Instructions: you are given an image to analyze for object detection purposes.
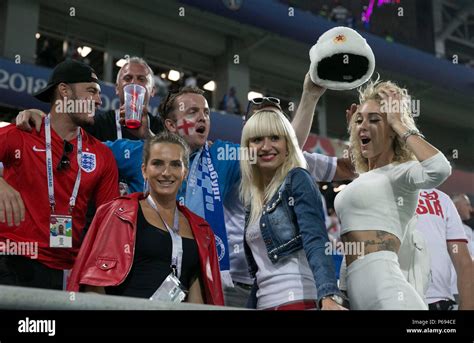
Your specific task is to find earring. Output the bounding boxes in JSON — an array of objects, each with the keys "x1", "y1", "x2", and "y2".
[{"x1": 143, "y1": 179, "x2": 149, "y2": 194}]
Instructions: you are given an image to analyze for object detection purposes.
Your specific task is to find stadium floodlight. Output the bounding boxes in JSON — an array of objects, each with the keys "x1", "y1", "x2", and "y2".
[
  {"x1": 168, "y1": 70, "x2": 181, "y2": 81},
  {"x1": 77, "y1": 46, "x2": 92, "y2": 58}
]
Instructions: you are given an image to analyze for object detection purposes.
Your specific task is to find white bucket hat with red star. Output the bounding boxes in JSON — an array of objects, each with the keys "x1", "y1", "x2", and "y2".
[{"x1": 309, "y1": 26, "x2": 375, "y2": 90}]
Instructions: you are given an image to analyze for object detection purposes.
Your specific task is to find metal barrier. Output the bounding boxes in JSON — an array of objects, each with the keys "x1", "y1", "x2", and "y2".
[{"x1": 0, "y1": 285, "x2": 244, "y2": 310}]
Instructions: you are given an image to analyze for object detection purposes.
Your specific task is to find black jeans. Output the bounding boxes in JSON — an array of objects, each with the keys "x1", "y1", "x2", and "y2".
[
  {"x1": 428, "y1": 299, "x2": 457, "y2": 311},
  {"x1": 0, "y1": 255, "x2": 63, "y2": 290}
]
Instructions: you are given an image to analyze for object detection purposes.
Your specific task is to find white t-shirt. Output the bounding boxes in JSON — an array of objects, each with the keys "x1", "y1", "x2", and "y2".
[
  {"x1": 450, "y1": 223, "x2": 473, "y2": 295},
  {"x1": 223, "y1": 152, "x2": 337, "y2": 286},
  {"x1": 224, "y1": 184, "x2": 252, "y2": 285},
  {"x1": 415, "y1": 189, "x2": 468, "y2": 303},
  {"x1": 245, "y1": 216, "x2": 317, "y2": 309}
]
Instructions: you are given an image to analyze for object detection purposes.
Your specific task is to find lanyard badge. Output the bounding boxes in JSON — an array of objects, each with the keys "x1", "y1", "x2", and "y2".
[
  {"x1": 150, "y1": 273, "x2": 187, "y2": 303},
  {"x1": 146, "y1": 195, "x2": 188, "y2": 303},
  {"x1": 49, "y1": 214, "x2": 73, "y2": 248},
  {"x1": 45, "y1": 114, "x2": 82, "y2": 248}
]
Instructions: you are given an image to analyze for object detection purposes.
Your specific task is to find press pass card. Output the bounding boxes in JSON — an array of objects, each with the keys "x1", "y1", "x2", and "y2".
[{"x1": 50, "y1": 215, "x2": 73, "y2": 248}]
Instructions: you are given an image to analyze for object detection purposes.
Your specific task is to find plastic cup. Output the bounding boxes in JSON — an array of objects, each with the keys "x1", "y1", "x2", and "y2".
[{"x1": 124, "y1": 84, "x2": 146, "y2": 129}]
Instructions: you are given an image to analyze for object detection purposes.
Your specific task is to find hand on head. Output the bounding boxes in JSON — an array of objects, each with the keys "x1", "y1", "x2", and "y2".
[
  {"x1": 377, "y1": 87, "x2": 403, "y2": 127},
  {"x1": 345, "y1": 103, "x2": 358, "y2": 125}
]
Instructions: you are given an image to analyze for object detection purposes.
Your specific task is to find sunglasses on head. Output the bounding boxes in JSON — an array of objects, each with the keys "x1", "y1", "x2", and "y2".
[
  {"x1": 250, "y1": 97, "x2": 281, "y2": 106},
  {"x1": 161, "y1": 88, "x2": 181, "y2": 117},
  {"x1": 57, "y1": 140, "x2": 73, "y2": 171},
  {"x1": 245, "y1": 97, "x2": 282, "y2": 121}
]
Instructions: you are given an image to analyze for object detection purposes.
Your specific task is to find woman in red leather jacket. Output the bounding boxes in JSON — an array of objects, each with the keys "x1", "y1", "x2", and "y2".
[{"x1": 67, "y1": 132, "x2": 224, "y2": 305}]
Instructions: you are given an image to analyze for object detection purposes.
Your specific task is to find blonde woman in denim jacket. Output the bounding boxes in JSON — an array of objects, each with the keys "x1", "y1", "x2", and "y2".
[{"x1": 240, "y1": 109, "x2": 346, "y2": 310}]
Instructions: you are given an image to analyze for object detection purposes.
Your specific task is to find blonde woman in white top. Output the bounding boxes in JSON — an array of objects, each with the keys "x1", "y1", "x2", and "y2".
[{"x1": 334, "y1": 79, "x2": 451, "y2": 310}]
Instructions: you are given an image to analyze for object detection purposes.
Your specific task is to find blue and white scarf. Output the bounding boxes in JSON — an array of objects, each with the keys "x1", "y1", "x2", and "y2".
[{"x1": 185, "y1": 143, "x2": 232, "y2": 287}]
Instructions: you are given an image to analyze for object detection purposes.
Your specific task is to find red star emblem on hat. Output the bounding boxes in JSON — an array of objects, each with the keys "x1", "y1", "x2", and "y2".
[{"x1": 334, "y1": 34, "x2": 346, "y2": 43}]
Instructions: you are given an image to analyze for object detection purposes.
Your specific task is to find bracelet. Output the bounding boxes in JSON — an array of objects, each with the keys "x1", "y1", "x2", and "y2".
[{"x1": 402, "y1": 129, "x2": 424, "y2": 142}]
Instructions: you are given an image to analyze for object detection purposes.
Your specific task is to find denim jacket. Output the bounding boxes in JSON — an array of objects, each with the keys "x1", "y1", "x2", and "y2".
[{"x1": 244, "y1": 167, "x2": 341, "y2": 307}]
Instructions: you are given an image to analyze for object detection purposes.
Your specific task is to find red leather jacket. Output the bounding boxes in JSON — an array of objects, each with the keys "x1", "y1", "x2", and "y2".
[{"x1": 67, "y1": 192, "x2": 224, "y2": 306}]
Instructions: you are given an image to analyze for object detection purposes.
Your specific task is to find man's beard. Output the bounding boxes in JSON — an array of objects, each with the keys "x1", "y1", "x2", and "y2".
[
  {"x1": 67, "y1": 92, "x2": 95, "y2": 128},
  {"x1": 68, "y1": 112, "x2": 94, "y2": 128}
]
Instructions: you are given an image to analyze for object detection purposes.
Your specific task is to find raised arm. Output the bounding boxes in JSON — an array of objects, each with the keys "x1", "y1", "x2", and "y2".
[
  {"x1": 303, "y1": 101, "x2": 358, "y2": 182},
  {"x1": 392, "y1": 123, "x2": 443, "y2": 162},
  {"x1": 382, "y1": 89, "x2": 443, "y2": 163},
  {"x1": 382, "y1": 89, "x2": 451, "y2": 188},
  {"x1": 291, "y1": 73, "x2": 326, "y2": 148}
]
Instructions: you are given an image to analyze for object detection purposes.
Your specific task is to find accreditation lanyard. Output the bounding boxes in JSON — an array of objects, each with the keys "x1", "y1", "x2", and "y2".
[
  {"x1": 115, "y1": 109, "x2": 122, "y2": 139},
  {"x1": 146, "y1": 195, "x2": 183, "y2": 278},
  {"x1": 45, "y1": 114, "x2": 82, "y2": 213}
]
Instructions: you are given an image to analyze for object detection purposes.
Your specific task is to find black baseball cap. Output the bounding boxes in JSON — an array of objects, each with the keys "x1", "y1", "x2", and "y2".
[{"x1": 34, "y1": 59, "x2": 99, "y2": 102}]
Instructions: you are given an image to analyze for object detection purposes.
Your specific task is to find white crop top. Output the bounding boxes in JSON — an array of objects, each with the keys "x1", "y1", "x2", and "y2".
[{"x1": 334, "y1": 153, "x2": 451, "y2": 242}]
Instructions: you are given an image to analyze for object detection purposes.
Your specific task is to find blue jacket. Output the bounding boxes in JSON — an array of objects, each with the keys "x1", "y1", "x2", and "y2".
[{"x1": 244, "y1": 167, "x2": 341, "y2": 308}]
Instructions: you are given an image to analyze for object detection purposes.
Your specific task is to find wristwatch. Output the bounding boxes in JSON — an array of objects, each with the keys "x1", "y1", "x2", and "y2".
[{"x1": 319, "y1": 294, "x2": 345, "y2": 308}]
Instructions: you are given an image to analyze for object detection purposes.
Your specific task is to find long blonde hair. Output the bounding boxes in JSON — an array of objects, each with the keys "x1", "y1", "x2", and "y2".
[
  {"x1": 349, "y1": 78, "x2": 418, "y2": 173},
  {"x1": 240, "y1": 110, "x2": 306, "y2": 225}
]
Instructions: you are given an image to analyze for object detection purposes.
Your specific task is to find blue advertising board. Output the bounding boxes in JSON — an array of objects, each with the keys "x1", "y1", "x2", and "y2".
[{"x1": 0, "y1": 57, "x2": 242, "y2": 143}]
